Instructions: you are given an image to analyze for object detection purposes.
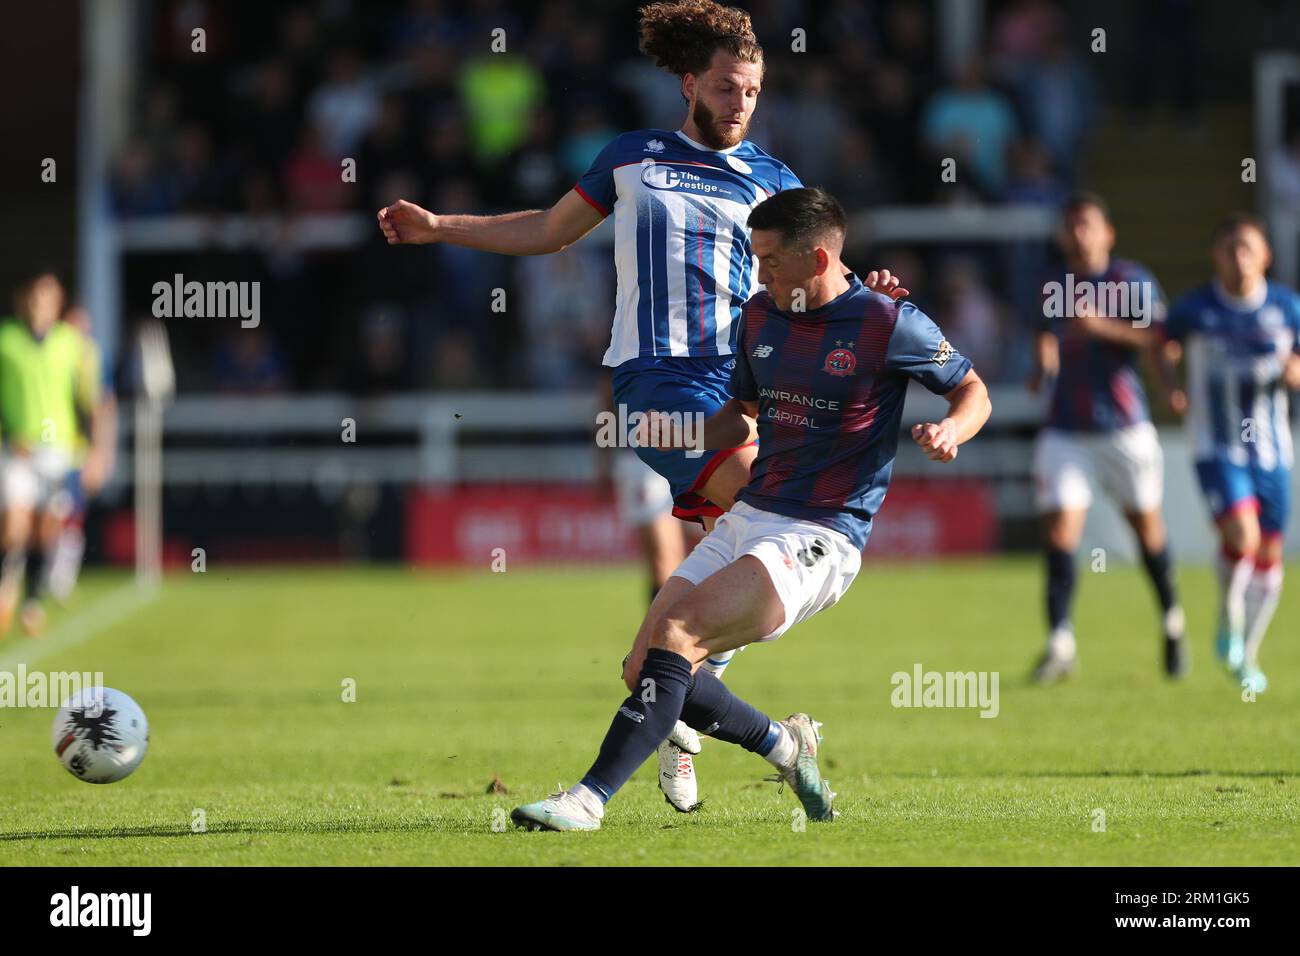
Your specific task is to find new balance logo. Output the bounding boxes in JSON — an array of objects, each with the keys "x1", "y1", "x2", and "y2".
[
  {"x1": 645, "y1": 139, "x2": 665, "y2": 153},
  {"x1": 618, "y1": 706, "x2": 646, "y2": 723},
  {"x1": 753, "y1": 344, "x2": 774, "y2": 358}
]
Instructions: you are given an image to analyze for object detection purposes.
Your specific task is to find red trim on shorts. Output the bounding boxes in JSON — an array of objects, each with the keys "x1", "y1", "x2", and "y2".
[
  {"x1": 687, "y1": 441, "x2": 756, "y2": 496},
  {"x1": 671, "y1": 494, "x2": 723, "y2": 523},
  {"x1": 669, "y1": 441, "x2": 757, "y2": 524}
]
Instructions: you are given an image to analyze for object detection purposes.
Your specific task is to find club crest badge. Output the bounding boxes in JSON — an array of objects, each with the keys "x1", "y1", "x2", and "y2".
[
  {"x1": 932, "y1": 339, "x2": 954, "y2": 367},
  {"x1": 823, "y1": 347, "x2": 856, "y2": 377}
]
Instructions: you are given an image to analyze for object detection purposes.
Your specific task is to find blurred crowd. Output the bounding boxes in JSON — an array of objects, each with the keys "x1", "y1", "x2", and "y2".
[{"x1": 114, "y1": 0, "x2": 1109, "y2": 393}]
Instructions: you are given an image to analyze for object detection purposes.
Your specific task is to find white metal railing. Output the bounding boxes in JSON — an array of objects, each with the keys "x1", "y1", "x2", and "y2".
[
  {"x1": 106, "y1": 386, "x2": 1044, "y2": 497},
  {"x1": 112, "y1": 204, "x2": 1058, "y2": 253}
]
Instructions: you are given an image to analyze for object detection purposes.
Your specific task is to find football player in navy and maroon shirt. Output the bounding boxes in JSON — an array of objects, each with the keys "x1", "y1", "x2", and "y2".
[
  {"x1": 511, "y1": 187, "x2": 990, "y2": 831},
  {"x1": 1029, "y1": 193, "x2": 1186, "y2": 683}
]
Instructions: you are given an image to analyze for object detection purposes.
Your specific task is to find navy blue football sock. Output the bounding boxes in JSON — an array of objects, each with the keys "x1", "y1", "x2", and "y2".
[
  {"x1": 579, "y1": 648, "x2": 693, "y2": 803},
  {"x1": 24, "y1": 546, "x2": 47, "y2": 601},
  {"x1": 1046, "y1": 547, "x2": 1075, "y2": 631},
  {"x1": 1140, "y1": 545, "x2": 1177, "y2": 613},
  {"x1": 680, "y1": 669, "x2": 774, "y2": 753}
]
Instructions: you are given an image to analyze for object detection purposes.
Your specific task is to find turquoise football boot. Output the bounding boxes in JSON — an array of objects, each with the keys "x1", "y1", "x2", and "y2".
[
  {"x1": 768, "y1": 713, "x2": 836, "y2": 822},
  {"x1": 511, "y1": 789, "x2": 603, "y2": 831},
  {"x1": 1215, "y1": 629, "x2": 1245, "y2": 674}
]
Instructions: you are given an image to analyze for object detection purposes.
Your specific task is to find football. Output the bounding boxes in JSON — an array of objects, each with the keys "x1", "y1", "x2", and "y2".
[{"x1": 51, "y1": 687, "x2": 150, "y2": 784}]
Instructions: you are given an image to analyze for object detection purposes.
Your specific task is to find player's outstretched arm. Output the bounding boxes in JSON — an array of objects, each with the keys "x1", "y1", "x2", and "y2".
[
  {"x1": 912, "y1": 368, "x2": 991, "y2": 463},
  {"x1": 376, "y1": 188, "x2": 605, "y2": 255}
]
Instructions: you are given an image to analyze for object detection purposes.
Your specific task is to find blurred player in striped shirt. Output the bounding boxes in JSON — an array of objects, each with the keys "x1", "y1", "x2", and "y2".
[{"x1": 1161, "y1": 214, "x2": 1300, "y2": 694}]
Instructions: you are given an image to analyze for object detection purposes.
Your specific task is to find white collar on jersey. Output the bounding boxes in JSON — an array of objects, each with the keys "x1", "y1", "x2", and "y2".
[
  {"x1": 674, "y1": 128, "x2": 744, "y2": 155},
  {"x1": 1212, "y1": 278, "x2": 1268, "y2": 313}
]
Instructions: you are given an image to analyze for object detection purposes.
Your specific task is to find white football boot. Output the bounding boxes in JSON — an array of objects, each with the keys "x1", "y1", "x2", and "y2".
[
  {"x1": 511, "y1": 787, "x2": 604, "y2": 831},
  {"x1": 1032, "y1": 626, "x2": 1078, "y2": 684},
  {"x1": 657, "y1": 720, "x2": 702, "y2": 812}
]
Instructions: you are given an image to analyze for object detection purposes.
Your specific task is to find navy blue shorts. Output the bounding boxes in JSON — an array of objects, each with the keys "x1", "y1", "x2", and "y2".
[
  {"x1": 1195, "y1": 457, "x2": 1290, "y2": 536},
  {"x1": 611, "y1": 355, "x2": 753, "y2": 522}
]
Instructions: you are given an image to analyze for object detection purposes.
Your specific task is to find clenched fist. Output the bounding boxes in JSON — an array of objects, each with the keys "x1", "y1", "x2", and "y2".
[
  {"x1": 376, "y1": 199, "x2": 439, "y2": 245},
  {"x1": 912, "y1": 419, "x2": 958, "y2": 462}
]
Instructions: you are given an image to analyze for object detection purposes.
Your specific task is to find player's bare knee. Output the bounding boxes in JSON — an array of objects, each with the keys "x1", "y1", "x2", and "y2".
[
  {"x1": 650, "y1": 615, "x2": 701, "y2": 659},
  {"x1": 1222, "y1": 513, "x2": 1260, "y2": 556}
]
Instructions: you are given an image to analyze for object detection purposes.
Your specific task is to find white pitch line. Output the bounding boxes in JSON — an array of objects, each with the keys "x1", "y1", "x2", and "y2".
[{"x1": 0, "y1": 583, "x2": 158, "y2": 671}]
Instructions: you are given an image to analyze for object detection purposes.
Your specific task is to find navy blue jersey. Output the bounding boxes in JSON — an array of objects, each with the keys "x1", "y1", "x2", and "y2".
[
  {"x1": 1039, "y1": 258, "x2": 1165, "y2": 432},
  {"x1": 731, "y1": 274, "x2": 973, "y2": 549}
]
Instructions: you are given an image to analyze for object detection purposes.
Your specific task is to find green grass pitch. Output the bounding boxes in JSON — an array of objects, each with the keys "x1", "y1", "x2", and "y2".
[{"x1": 0, "y1": 559, "x2": 1295, "y2": 866}]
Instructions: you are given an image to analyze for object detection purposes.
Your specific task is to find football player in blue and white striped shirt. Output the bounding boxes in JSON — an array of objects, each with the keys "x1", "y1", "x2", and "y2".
[
  {"x1": 1162, "y1": 214, "x2": 1300, "y2": 694},
  {"x1": 378, "y1": 1, "x2": 904, "y2": 809}
]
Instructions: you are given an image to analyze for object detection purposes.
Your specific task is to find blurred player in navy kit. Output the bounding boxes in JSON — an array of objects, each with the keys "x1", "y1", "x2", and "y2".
[{"x1": 1028, "y1": 193, "x2": 1186, "y2": 683}]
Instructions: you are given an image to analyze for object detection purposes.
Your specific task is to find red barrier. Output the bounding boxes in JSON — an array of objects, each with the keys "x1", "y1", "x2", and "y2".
[
  {"x1": 866, "y1": 479, "x2": 999, "y2": 557},
  {"x1": 405, "y1": 480, "x2": 996, "y2": 566},
  {"x1": 406, "y1": 486, "x2": 639, "y2": 565}
]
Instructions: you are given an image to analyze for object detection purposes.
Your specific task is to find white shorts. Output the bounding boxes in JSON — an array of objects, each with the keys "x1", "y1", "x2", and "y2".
[
  {"x1": 613, "y1": 451, "x2": 674, "y2": 528},
  {"x1": 1032, "y1": 423, "x2": 1164, "y2": 514},
  {"x1": 670, "y1": 500, "x2": 862, "y2": 642},
  {"x1": 0, "y1": 449, "x2": 74, "y2": 518}
]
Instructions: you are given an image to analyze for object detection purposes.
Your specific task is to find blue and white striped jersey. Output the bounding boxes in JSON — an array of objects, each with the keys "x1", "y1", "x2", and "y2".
[
  {"x1": 574, "y1": 129, "x2": 802, "y2": 367},
  {"x1": 1167, "y1": 280, "x2": 1300, "y2": 470}
]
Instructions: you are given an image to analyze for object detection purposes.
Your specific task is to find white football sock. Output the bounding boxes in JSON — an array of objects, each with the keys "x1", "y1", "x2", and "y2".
[
  {"x1": 700, "y1": 648, "x2": 737, "y2": 679},
  {"x1": 762, "y1": 722, "x2": 798, "y2": 769},
  {"x1": 1243, "y1": 562, "x2": 1283, "y2": 668},
  {"x1": 1216, "y1": 548, "x2": 1254, "y2": 636},
  {"x1": 568, "y1": 783, "x2": 605, "y2": 817},
  {"x1": 1164, "y1": 605, "x2": 1186, "y2": 640},
  {"x1": 1047, "y1": 625, "x2": 1076, "y2": 658}
]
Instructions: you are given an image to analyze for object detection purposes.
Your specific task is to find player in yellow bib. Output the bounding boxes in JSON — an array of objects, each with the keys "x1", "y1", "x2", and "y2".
[
  {"x1": 0, "y1": 272, "x2": 105, "y2": 636},
  {"x1": 47, "y1": 305, "x2": 117, "y2": 603}
]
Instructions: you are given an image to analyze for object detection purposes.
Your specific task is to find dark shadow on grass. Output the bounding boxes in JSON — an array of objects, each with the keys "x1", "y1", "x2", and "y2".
[
  {"x1": 885, "y1": 770, "x2": 1297, "y2": 779},
  {"x1": 0, "y1": 818, "x2": 479, "y2": 842}
]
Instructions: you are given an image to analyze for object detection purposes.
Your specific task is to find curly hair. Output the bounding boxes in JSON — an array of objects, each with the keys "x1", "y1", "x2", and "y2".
[{"x1": 637, "y1": 0, "x2": 763, "y2": 78}]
